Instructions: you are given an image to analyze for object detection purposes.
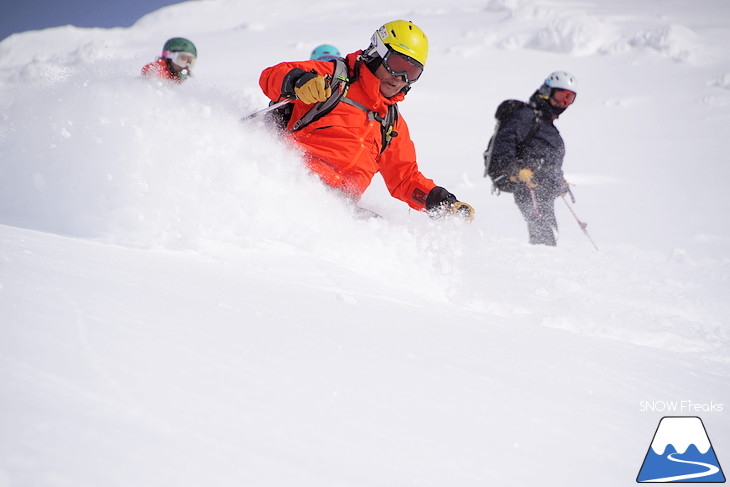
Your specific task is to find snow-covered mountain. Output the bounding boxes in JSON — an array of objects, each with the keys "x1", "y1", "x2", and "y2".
[
  {"x1": 638, "y1": 416, "x2": 725, "y2": 482},
  {"x1": 651, "y1": 417, "x2": 712, "y2": 455},
  {"x1": 1, "y1": 1, "x2": 728, "y2": 486}
]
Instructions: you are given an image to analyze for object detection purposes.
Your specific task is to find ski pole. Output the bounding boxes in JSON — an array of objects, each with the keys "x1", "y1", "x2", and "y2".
[
  {"x1": 528, "y1": 186, "x2": 541, "y2": 217},
  {"x1": 560, "y1": 194, "x2": 599, "y2": 251},
  {"x1": 241, "y1": 73, "x2": 337, "y2": 122},
  {"x1": 566, "y1": 186, "x2": 576, "y2": 204},
  {"x1": 240, "y1": 98, "x2": 292, "y2": 122}
]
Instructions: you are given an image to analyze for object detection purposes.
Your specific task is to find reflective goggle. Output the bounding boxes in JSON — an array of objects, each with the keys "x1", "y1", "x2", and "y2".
[
  {"x1": 551, "y1": 89, "x2": 576, "y2": 107},
  {"x1": 381, "y1": 49, "x2": 423, "y2": 83},
  {"x1": 164, "y1": 50, "x2": 196, "y2": 69}
]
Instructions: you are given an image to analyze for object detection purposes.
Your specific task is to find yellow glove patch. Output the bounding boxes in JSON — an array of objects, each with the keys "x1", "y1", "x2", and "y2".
[
  {"x1": 518, "y1": 168, "x2": 538, "y2": 189},
  {"x1": 294, "y1": 76, "x2": 332, "y2": 104},
  {"x1": 450, "y1": 201, "x2": 476, "y2": 222}
]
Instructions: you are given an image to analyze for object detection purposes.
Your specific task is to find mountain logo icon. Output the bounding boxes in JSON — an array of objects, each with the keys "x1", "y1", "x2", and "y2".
[{"x1": 637, "y1": 416, "x2": 726, "y2": 483}]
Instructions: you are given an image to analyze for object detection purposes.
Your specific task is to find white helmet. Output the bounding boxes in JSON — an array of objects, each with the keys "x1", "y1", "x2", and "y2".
[{"x1": 543, "y1": 71, "x2": 577, "y2": 93}]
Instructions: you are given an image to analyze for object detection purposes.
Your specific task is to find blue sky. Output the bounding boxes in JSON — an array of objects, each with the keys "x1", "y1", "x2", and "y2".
[{"x1": 1, "y1": 0, "x2": 186, "y2": 41}]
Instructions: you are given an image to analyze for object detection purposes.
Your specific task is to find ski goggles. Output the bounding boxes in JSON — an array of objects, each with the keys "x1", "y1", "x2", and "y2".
[
  {"x1": 163, "y1": 50, "x2": 196, "y2": 69},
  {"x1": 381, "y1": 49, "x2": 423, "y2": 83},
  {"x1": 550, "y1": 89, "x2": 576, "y2": 107}
]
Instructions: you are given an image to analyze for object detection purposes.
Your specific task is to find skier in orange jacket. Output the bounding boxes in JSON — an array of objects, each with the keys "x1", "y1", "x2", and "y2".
[
  {"x1": 259, "y1": 20, "x2": 474, "y2": 219},
  {"x1": 141, "y1": 37, "x2": 197, "y2": 83}
]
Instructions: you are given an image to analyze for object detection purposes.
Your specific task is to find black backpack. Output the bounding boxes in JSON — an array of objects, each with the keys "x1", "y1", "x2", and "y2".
[
  {"x1": 483, "y1": 99, "x2": 540, "y2": 185},
  {"x1": 269, "y1": 58, "x2": 399, "y2": 156}
]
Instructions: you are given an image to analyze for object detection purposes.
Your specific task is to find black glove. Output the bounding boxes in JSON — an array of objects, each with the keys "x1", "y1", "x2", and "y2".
[
  {"x1": 425, "y1": 186, "x2": 457, "y2": 210},
  {"x1": 559, "y1": 178, "x2": 573, "y2": 197},
  {"x1": 282, "y1": 69, "x2": 332, "y2": 104},
  {"x1": 425, "y1": 186, "x2": 475, "y2": 222},
  {"x1": 280, "y1": 68, "x2": 307, "y2": 99}
]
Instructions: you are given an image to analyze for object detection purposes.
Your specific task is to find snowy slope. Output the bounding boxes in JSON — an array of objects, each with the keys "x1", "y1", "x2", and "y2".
[{"x1": 1, "y1": 1, "x2": 729, "y2": 486}]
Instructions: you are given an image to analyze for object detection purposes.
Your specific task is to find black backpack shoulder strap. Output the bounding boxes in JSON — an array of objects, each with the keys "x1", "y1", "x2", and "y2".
[
  {"x1": 291, "y1": 59, "x2": 350, "y2": 131},
  {"x1": 515, "y1": 109, "x2": 541, "y2": 163},
  {"x1": 484, "y1": 101, "x2": 540, "y2": 183},
  {"x1": 523, "y1": 108, "x2": 540, "y2": 144}
]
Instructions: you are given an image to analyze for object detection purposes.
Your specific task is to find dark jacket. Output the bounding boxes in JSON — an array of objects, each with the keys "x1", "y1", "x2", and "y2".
[{"x1": 490, "y1": 92, "x2": 565, "y2": 196}]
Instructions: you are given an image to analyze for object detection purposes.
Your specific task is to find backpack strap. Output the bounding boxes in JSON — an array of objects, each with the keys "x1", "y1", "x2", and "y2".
[
  {"x1": 514, "y1": 111, "x2": 541, "y2": 162},
  {"x1": 523, "y1": 113, "x2": 541, "y2": 146},
  {"x1": 291, "y1": 59, "x2": 351, "y2": 131},
  {"x1": 486, "y1": 104, "x2": 541, "y2": 195},
  {"x1": 289, "y1": 58, "x2": 399, "y2": 155}
]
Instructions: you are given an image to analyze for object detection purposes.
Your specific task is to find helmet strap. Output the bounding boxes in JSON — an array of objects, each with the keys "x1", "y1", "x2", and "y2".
[
  {"x1": 364, "y1": 54, "x2": 382, "y2": 75},
  {"x1": 352, "y1": 55, "x2": 363, "y2": 83},
  {"x1": 361, "y1": 45, "x2": 382, "y2": 73}
]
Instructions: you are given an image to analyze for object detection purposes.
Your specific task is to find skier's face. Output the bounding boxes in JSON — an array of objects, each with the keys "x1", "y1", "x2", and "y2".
[
  {"x1": 165, "y1": 51, "x2": 196, "y2": 71},
  {"x1": 549, "y1": 89, "x2": 576, "y2": 109},
  {"x1": 375, "y1": 64, "x2": 408, "y2": 98}
]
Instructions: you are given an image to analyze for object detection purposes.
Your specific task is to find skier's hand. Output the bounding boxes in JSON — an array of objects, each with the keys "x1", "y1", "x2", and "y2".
[
  {"x1": 425, "y1": 187, "x2": 475, "y2": 222},
  {"x1": 560, "y1": 179, "x2": 577, "y2": 203},
  {"x1": 558, "y1": 178, "x2": 571, "y2": 198},
  {"x1": 294, "y1": 72, "x2": 332, "y2": 104},
  {"x1": 517, "y1": 168, "x2": 538, "y2": 189},
  {"x1": 449, "y1": 201, "x2": 475, "y2": 222}
]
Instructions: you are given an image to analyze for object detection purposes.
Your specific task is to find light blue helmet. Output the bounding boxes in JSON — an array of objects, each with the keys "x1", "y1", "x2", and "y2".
[{"x1": 310, "y1": 44, "x2": 341, "y2": 61}]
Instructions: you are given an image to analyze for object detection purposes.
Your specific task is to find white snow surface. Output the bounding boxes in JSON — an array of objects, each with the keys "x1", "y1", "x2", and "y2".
[{"x1": 1, "y1": 0, "x2": 729, "y2": 486}]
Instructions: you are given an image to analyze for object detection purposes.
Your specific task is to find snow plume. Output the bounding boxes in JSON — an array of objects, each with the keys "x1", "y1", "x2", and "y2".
[
  {"x1": 1, "y1": 64, "x2": 283, "y2": 245},
  {"x1": 0, "y1": 62, "x2": 462, "y2": 299}
]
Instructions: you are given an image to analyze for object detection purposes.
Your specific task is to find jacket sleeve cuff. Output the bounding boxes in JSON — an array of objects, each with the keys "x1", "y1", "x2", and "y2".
[
  {"x1": 425, "y1": 186, "x2": 457, "y2": 211},
  {"x1": 281, "y1": 68, "x2": 307, "y2": 99}
]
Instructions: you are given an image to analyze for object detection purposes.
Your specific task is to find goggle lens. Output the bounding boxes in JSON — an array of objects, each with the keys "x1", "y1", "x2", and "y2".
[
  {"x1": 551, "y1": 89, "x2": 576, "y2": 106},
  {"x1": 164, "y1": 50, "x2": 196, "y2": 69},
  {"x1": 382, "y1": 50, "x2": 423, "y2": 83}
]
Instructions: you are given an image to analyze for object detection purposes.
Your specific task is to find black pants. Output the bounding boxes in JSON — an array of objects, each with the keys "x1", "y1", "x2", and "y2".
[{"x1": 514, "y1": 186, "x2": 557, "y2": 246}]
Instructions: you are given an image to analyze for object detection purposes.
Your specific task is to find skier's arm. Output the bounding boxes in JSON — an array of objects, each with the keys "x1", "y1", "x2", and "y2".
[
  {"x1": 141, "y1": 60, "x2": 167, "y2": 80},
  {"x1": 377, "y1": 117, "x2": 436, "y2": 211},
  {"x1": 379, "y1": 118, "x2": 474, "y2": 220},
  {"x1": 259, "y1": 61, "x2": 335, "y2": 102}
]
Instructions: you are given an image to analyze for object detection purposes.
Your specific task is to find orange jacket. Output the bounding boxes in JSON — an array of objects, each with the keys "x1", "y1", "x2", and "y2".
[
  {"x1": 141, "y1": 59, "x2": 185, "y2": 82},
  {"x1": 259, "y1": 51, "x2": 437, "y2": 211}
]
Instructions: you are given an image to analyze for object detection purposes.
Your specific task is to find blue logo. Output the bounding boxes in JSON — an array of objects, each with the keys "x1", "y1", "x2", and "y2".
[{"x1": 637, "y1": 416, "x2": 725, "y2": 483}]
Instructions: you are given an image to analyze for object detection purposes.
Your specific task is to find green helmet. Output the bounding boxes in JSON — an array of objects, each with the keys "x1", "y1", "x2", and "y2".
[{"x1": 162, "y1": 37, "x2": 197, "y2": 57}]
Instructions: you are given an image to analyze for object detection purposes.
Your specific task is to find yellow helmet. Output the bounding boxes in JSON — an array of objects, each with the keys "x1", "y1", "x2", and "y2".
[{"x1": 369, "y1": 20, "x2": 428, "y2": 67}]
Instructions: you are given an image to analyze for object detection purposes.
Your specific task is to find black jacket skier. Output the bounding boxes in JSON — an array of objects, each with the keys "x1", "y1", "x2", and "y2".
[{"x1": 488, "y1": 71, "x2": 578, "y2": 246}]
